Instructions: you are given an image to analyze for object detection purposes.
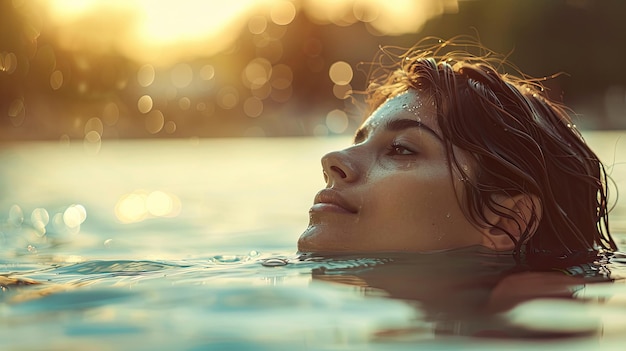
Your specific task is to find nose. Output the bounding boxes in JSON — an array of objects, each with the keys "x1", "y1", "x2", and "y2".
[{"x1": 321, "y1": 149, "x2": 359, "y2": 186}]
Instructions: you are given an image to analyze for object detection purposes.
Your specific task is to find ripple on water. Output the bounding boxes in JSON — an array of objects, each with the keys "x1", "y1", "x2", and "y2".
[{"x1": 52, "y1": 260, "x2": 187, "y2": 275}]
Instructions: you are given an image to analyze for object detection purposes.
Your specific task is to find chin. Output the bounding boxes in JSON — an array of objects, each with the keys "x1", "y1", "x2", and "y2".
[
  {"x1": 297, "y1": 225, "x2": 351, "y2": 253},
  {"x1": 297, "y1": 226, "x2": 321, "y2": 252}
]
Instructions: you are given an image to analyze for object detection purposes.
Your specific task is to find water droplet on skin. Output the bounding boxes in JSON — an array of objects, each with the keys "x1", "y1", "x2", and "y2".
[
  {"x1": 445, "y1": 213, "x2": 451, "y2": 219},
  {"x1": 261, "y1": 258, "x2": 288, "y2": 267},
  {"x1": 401, "y1": 104, "x2": 408, "y2": 108}
]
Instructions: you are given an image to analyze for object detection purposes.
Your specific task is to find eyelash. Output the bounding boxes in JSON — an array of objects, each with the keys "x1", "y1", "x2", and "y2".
[{"x1": 388, "y1": 142, "x2": 417, "y2": 156}]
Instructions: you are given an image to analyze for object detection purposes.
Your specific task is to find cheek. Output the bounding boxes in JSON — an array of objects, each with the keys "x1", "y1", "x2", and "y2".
[
  {"x1": 362, "y1": 177, "x2": 474, "y2": 250},
  {"x1": 449, "y1": 149, "x2": 479, "y2": 196},
  {"x1": 368, "y1": 167, "x2": 462, "y2": 222}
]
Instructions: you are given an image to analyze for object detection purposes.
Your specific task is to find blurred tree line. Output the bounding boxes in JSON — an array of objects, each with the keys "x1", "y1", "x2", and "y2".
[{"x1": 1, "y1": 0, "x2": 625, "y2": 141}]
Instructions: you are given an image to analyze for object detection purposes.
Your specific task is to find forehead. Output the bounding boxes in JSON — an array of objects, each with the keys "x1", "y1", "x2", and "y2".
[{"x1": 361, "y1": 90, "x2": 439, "y2": 133}]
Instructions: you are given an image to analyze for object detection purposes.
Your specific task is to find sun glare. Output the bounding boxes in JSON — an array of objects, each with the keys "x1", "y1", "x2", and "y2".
[
  {"x1": 136, "y1": 0, "x2": 258, "y2": 43},
  {"x1": 40, "y1": 0, "x2": 455, "y2": 65},
  {"x1": 42, "y1": 0, "x2": 264, "y2": 65},
  {"x1": 45, "y1": 0, "x2": 102, "y2": 19}
]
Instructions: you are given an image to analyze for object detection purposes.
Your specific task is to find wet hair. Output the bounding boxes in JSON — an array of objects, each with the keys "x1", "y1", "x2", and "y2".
[{"x1": 363, "y1": 36, "x2": 617, "y2": 265}]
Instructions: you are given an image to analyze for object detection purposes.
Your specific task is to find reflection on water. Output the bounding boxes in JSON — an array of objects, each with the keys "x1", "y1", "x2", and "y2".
[
  {"x1": 3, "y1": 250, "x2": 626, "y2": 350},
  {"x1": 114, "y1": 190, "x2": 181, "y2": 223},
  {"x1": 0, "y1": 135, "x2": 625, "y2": 349},
  {"x1": 306, "y1": 249, "x2": 626, "y2": 339},
  {"x1": 0, "y1": 137, "x2": 347, "y2": 258}
]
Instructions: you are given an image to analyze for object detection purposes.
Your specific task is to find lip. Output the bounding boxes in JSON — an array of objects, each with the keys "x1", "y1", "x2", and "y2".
[{"x1": 310, "y1": 189, "x2": 358, "y2": 214}]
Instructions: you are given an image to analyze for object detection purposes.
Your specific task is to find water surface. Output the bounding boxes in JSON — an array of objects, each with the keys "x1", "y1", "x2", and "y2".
[{"x1": 1, "y1": 134, "x2": 626, "y2": 350}]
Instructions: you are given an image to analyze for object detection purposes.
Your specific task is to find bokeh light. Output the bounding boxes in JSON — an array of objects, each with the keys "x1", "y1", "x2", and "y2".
[
  {"x1": 270, "y1": 0, "x2": 297, "y2": 26},
  {"x1": 248, "y1": 15, "x2": 267, "y2": 34},
  {"x1": 244, "y1": 97, "x2": 264, "y2": 118},
  {"x1": 8, "y1": 99, "x2": 26, "y2": 127},
  {"x1": 9, "y1": 204, "x2": 24, "y2": 227},
  {"x1": 326, "y1": 109, "x2": 349, "y2": 134},
  {"x1": 137, "y1": 64, "x2": 156, "y2": 87},
  {"x1": 270, "y1": 64, "x2": 293, "y2": 89},
  {"x1": 50, "y1": 70, "x2": 64, "y2": 90},
  {"x1": 0, "y1": 52, "x2": 18, "y2": 74},
  {"x1": 164, "y1": 120, "x2": 177, "y2": 134},
  {"x1": 217, "y1": 87, "x2": 240, "y2": 110},
  {"x1": 102, "y1": 102, "x2": 120, "y2": 126},
  {"x1": 2, "y1": 0, "x2": 624, "y2": 141},
  {"x1": 137, "y1": 95, "x2": 154, "y2": 114},
  {"x1": 328, "y1": 61, "x2": 353, "y2": 86},
  {"x1": 3, "y1": 203, "x2": 89, "y2": 239},
  {"x1": 63, "y1": 204, "x2": 87, "y2": 229},
  {"x1": 31, "y1": 208, "x2": 50, "y2": 235},
  {"x1": 199, "y1": 65, "x2": 215, "y2": 81},
  {"x1": 146, "y1": 110, "x2": 165, "y2": 134},
  {"x1": 178, "y1": 97, "x2": 191, "y2": 111},
  {"x1": 84, "y1": 130, "x2": 102, "y2": 154},
  {"x1": 171, "y1": 63, "x2": 193, "y2": 89},
  {"x1": 243, "y1": 58, "x2": 273, "y2": 89},
  {"x1": 304, "y1": 0, "x2": 457, "y2": 35},
  {"x1": 84, "y1": 117, "x2": 104, "y2": 136},
  {"x1": 115, "y1": 190, "x2": 181, "y2": 223}
]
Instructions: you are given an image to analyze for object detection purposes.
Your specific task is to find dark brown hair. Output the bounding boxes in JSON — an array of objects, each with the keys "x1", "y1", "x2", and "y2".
[{"x1": 364, "y1": 36, "x2": 617, "y2": 264}]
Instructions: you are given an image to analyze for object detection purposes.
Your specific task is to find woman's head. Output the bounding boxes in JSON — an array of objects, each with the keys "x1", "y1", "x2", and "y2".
[{"x1": 298, "y1": 37, "x2": 617, "y2": 262}]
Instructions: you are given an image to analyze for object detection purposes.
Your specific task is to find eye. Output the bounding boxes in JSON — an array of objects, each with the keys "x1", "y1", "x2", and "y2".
[{"x1": 388, "y1": 142, "x2": 416, "y2": 156}]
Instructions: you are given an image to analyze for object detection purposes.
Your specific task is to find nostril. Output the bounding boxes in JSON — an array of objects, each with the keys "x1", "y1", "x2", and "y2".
[{"x1": 330, "y1": 165, "x2": 347, "y2": 179}]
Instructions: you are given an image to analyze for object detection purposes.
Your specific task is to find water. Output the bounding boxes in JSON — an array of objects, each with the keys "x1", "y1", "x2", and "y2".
[{"x1": 1, "y1": 133, "x2": 626, "y2": 350}]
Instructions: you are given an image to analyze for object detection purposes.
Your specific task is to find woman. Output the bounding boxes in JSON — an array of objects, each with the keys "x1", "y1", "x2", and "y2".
[{"x1": 298, "y1": 36, "x2": 618, "y2": 266}]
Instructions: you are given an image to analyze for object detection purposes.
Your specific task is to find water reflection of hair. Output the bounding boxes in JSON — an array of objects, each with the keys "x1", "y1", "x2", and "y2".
[
  {"x1": 361, "y1": 35, "x2": 618, "y2": 265},
  {"x1": 308, "y1": 251, "x2": 612, "y2": 339}
]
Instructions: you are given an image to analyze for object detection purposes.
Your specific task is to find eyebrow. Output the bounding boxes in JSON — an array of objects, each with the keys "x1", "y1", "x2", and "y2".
[{"x1": 354, "y1": 118, "x2": 443, "y2": 144}]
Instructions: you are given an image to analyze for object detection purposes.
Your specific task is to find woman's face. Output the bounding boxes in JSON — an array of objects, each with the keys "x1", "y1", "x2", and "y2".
[{"x1": 298, "y1": 89, "x2": 489, "y2": 253}]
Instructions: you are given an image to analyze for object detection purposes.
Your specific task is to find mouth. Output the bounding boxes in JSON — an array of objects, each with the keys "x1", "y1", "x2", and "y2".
[{"x1": 310, "y1": 189, "x2": 358, "y2": 214}]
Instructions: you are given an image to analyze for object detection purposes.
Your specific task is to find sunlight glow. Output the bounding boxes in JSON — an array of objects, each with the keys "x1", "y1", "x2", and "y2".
[
  {"x1": 304, "y1": 0, "x2": 458, "y2": 35},
  {"x1": 42, "y1": 0, "x2": 263, "y2": 65},
  {"x1": 40, "y1": 0, "x2": 457, "y2": 65},
  {"x1": 45, "y1": 0, "x2": 102, "y2": 19},
  {"x1": 136, "y1": 0, "x2": 257, "y2": 44}
]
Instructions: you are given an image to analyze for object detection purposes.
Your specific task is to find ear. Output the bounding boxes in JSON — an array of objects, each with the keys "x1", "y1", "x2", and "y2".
[{"x1": 481, "y1": 193, "x2": 542, "y2": 251}]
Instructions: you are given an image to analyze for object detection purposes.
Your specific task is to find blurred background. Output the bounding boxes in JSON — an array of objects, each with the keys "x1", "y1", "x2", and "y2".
[{"x1": 1, "y1": 0, "x2": 626, "y2": 142}]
